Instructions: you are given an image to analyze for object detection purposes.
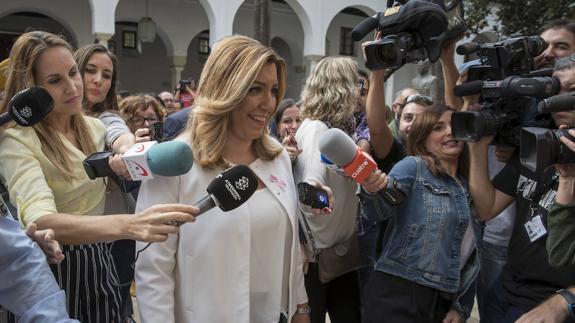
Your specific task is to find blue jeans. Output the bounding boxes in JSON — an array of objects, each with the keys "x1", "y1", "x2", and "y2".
[
  {"x1": 481, "y1": 278, "x2": 526, "y2": 323},
  {"x1": 477, "y1": 241, "x2": 508, "y2": 322}
]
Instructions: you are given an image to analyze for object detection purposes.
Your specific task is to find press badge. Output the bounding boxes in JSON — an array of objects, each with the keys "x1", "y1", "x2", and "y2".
[{"x1": 524, "y1": 215, "x2": 547, "y2": 243}]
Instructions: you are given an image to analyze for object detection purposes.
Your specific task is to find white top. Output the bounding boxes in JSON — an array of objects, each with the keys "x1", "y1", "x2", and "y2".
[
  {"x1": 135, "y1": 140, "x2": 307, "y2": 323},
  {"x1": 293, "y1": 119, "x2": 359, "y2": 250},
  {"x1": 248, "y1": 188, "x2": 292, "y2": 323}
]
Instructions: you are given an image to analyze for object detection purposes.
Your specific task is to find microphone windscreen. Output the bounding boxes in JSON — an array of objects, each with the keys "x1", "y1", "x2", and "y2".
[
  {"x1": 318, "y1": 128, "x2": 358, "y2": 167},
  {"x1": 453, "y1": 80, "x2": 483, "y2": 97},
  {"x1": 456, "y1": 42, "x2": 480, "y2": 55},
  {"x1": 207, "y1": 165, "x2": 258, "y2": 212},
  {"x1": 147, "y1": 141, "x2": 193, "y2": 176},
  {"x1": 538, "y1": 92, "x2": 575, "y2": 114},
  {"x1": 9, "y1": 87, "x2": 53, "y2": 127},
  {"x1": 351, "y1": 16, "x2": 380, "y2": 41}
]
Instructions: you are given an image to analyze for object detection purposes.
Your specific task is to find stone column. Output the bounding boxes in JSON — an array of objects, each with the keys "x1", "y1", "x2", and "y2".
[
  {"x1": 169, "y1": 55, "x2": 187, "y2": 89},
  {"x1": 304, "y1": 54, "x2": 323, "y2": 78}
]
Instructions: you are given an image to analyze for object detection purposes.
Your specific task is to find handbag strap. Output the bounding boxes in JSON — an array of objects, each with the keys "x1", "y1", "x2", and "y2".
[{"x1": 299, "y1": 210, "x2": 319, "y2": 256}]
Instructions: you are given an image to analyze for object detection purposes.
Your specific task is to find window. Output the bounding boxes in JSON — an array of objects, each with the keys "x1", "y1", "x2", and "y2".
[
  {"x1": 340, "y1": 27, "x2": 354, "y2": 56},
  {"x1": 198, "y1": 37, "x2": 210, "y2": 55},
  {"x1": 122, "y1": 30, "x2": 137, "y2": 49}
]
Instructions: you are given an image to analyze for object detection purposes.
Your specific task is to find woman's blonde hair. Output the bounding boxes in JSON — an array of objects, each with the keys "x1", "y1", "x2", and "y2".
[
  {"x1": 0, "y1": 31, "x2": 97, "y2": 181},
  {"x1": 189, "y1": 35, "x2": 286, "y2": 168},
  {"x1": 300, "y1": 56, "x2": 359, "y2": 127}
]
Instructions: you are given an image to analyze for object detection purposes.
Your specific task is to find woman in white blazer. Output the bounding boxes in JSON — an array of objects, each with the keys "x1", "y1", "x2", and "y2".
[{"x1": 135, "y1": 35, "x2": 310, "y2": 323}]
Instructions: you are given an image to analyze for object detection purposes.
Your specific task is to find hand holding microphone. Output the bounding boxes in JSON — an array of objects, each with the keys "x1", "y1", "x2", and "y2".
[
  {"x1": 167, "y1": 165, "x2": 259, "y2": 225},
  {"x1": 319, "y1": 128, "x2": 406, "y2": 205}
]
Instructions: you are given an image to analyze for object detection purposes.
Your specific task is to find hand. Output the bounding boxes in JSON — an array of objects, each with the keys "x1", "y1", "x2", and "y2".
[
  {"x1": 26, "y1": 222, "x2": 65, "y2": 264},
  {"x1": 442, "y1": 309, "x2": 463, "y2": 323},
  {"x1": 559, "y1": 126, "x2": 575, "y2": 153},
  {"x1": 126, "y1": 204, "x2": 198, "y2": 242},
  {"x1": 291, "y1": 313, "x2": 311, "y2": 323},
  {"x1": 361, "y1": 169, "x2": 388, "y2": 193},
  {"x1": 494, "y1": 145, "x2": 515, "y2": 162},
  {"x1": 306, "y1": 180, "x2": 334, "y2": 215},
  {"x1": 515, "y1": 294, "x2": 569, "y2": 323},
  {"x1": 282, "y1": 135, "x2": 302, "y2": 161},
  {"x1": 108, "y1": 154, "x2": 131, "y2": 179},
  {"x1": 466, "y1": 134, "x2": 494, "y2": 153},
  {"x1": 440, "y1": 35, "x2": 463, "y2": 61},
  {"x1": 134, "y1": 128, "x2": 151, "y2": 143}
]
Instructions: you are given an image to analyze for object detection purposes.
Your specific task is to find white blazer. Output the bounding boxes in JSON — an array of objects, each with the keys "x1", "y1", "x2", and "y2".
[{"x1": 135, "y1": 145, "x2": 308, "y2": 323}]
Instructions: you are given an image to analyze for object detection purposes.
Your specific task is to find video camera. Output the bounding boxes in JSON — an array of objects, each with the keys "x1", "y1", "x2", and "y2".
[
  {"x1": 450, "y1": 35, "x2": 559, "y2": 146},
  {"x1": 351, "y1": 0, "x2": 449, "y2": 70},
  {"x1": 456, "y1": 36, "x2": 548, "y2": 82},
  {"x1": 451, "y1": 75, "x2": 560, "y2": 144},
  {"x1": 520, "y1": 92, "x2": 575, "y2": 172}
]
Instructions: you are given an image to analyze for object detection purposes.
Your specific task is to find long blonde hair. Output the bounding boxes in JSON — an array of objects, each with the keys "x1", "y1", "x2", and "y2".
[
  {"x1": 300, "y1": 56, "x2": 359, "y2": 128},
  {"x1": 189, "y1": 35, "x2": 286, "y2": 168},
  {"x1": 1, "y1": 31, "x2": 98, "y2": 181}
]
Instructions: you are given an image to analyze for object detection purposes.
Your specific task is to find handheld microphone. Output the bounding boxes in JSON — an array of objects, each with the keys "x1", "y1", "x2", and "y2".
[
  {"x1": 538, "y1": 92, "x2": 575, "y2": 114},
  {"x1": 0, "y1": 87, "x2": 53, "y2": 127},
  {"x1": 123, "y1": 141, "x2": 193, "y2": 181},
  {"x1": 171, "y1": 165, "x2": 259, "y2": 225},
  {"x1": 318, "y1": 128, "x2": 406, "y2": 205},
  {"x1": 83, "y1": 141, "x2": 194, "y2": 180}
]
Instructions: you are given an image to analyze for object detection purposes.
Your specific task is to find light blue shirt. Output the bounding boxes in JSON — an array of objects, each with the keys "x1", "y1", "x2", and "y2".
[{"x1": 0, "y1": 216, "x2": 78, "y2": 323}]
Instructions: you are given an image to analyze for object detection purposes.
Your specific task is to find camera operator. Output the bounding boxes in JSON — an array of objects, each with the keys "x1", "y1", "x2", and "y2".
[
  {"x1": 468, "y1": 53, "x2": 575, "y2": 323},
  {"x1": 175, "y1": 79, "x2": 196, "y2": 109}
]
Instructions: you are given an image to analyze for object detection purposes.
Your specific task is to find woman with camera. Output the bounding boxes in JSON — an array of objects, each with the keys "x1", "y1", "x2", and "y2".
[
  {"x1": 0, "y1": 31, "x2": 197, "y2": 323},
  {"x1": 270, "y1": 98, "x2": 302, "y2": 162},
  {"x1": 362, "y1": 104, "x2": 478, "y2": 323},
  {"x1": 119, "y1": 94, "x2": 164, "y2": 142},
  {"x1": 135, "y1": 35, "x2": 312, "y2": 323}
]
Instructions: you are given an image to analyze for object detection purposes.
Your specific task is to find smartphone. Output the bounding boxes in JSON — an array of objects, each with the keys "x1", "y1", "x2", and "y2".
[
  {"x1": 297, "y1": 182, "x2": 330, "y2": 209},
  {"x1": 148, "y1": 122, "x2": 164, "y2": 142}
]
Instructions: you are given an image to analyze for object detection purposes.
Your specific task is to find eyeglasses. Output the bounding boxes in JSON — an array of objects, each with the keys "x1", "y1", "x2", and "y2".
[
  {"x1": 130, "y1": 116, "x2": 159, "y2": 126},
  {"x1": 358, "y1": 79, "x2": 369, "y2": 97},
  {"x1": 403, "y1": 94, "x2": 433, "y2": 107}
]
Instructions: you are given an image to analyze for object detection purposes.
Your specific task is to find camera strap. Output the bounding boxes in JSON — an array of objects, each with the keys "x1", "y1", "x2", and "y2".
[{"x1": 299, "y1": 210, "x2": 319, "y2": 258}]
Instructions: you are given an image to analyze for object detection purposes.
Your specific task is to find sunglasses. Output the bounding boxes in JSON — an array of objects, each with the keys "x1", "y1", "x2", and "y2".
[{"x1": 403, "y1": 94, "x2": 433, "y2": 106}]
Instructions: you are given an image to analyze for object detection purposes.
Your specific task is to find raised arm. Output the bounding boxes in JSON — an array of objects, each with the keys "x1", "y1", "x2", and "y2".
[
  {"x1": 366, "y1": 69, "x2": 394, "y2": 159},
  {"x1": 467, "y1": 137, "x2": 514, "y2": 221},
  {"x1": 440, "y1": 39, "x2": 463, "y2": 111}
]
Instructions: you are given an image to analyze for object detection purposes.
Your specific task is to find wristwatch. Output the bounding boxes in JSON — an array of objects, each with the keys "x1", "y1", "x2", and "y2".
[
  {"x1": 556, "y1": 288, "x2": 575, "y2": 319},
  {"x1": 296, "y1": 304, "x2": 311, "y2": 314}
]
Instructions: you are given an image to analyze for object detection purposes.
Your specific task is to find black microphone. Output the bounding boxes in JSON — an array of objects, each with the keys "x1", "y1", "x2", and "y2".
[
  {"x1": 0, "y1": 87, "x2": 53, "y2": 127},
  {"x1": 456, "y1": 42, "x2": 480, "y2": 55},
  {"x1": 538, "y1": 92, "x2": 575, "y2": 114},
  {"x1": 453, "y1": 80, "x2": 483, "y2": 97},
  {"x1": 171, "y1": 165, "x2": 259, "y2": 225},
  {"x1": 351, "y1": 14, "x2": 380, "y2": 41}
]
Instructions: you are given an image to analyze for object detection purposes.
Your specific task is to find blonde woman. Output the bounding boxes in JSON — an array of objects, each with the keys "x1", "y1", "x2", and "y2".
[
  {"x1": 293, "y1": 56, "x2": 375, "y2": 323},
  {"x1": 135, "y1": 35, "x2": 310, "y2": 323},
  {"x1": 0, "y1": 31, "x2": 196, "y2": 323}
]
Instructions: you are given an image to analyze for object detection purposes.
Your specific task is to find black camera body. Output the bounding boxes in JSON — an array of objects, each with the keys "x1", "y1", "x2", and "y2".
[
  {"x1": 520, "y1": 127, "x2": 575, "y2": 172},
  {"x1": 356, "y1": 0, "x2": 448, "y2": 70},
  {"x1": 148, "y1": 121, "x2": 164, "y2": 143},
  {"x1": 179, "y1": 79, "x2": 191, "y2": 88},
  {"x1": 460, "y1": 36, "x2": 547, "y2": 82},
  {"x1": 451, "y1": 76, "x2": 560, "y2": 145}
]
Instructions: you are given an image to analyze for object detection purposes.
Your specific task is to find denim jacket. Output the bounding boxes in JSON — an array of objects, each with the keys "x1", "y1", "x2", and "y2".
[{"x1": 362, "y1": 156, "x2": 481, "y2": 318}]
